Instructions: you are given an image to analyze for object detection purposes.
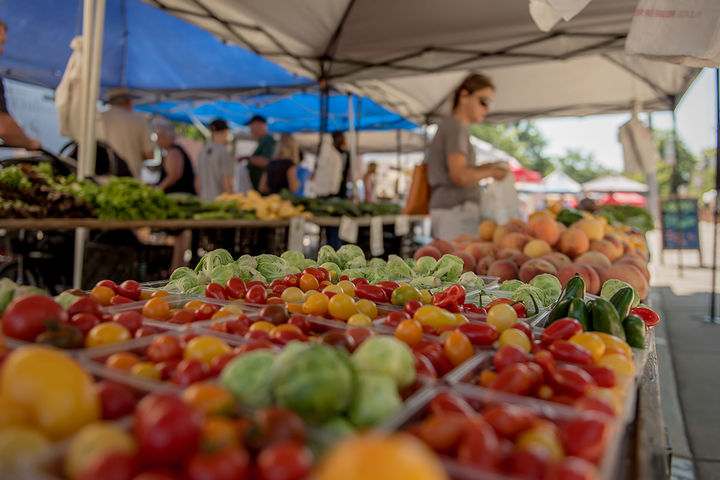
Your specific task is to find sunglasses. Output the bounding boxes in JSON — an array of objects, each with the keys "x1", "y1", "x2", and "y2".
[{"x1": 478, "y1": 97, "x2": 492, "y2": 108}]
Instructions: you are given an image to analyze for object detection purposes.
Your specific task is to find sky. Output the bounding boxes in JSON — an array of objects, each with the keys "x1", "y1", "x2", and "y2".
[{"x1": 535, "y1": 68, "x2": 718, "y2": 172}]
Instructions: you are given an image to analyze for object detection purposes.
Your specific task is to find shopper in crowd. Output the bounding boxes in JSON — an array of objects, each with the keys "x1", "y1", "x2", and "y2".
[
  {"x1": 243, "y1": 115, "x2": 276, "y2": 191},
  {"x1": 363, "y1": 162, "x2": 378, "y2": 202},
  {"x1": 97, "y1": 87, "x2": 154, "y2": 179},
  {"x1": 259, "y1": 133, "x2": 301, "y2": 195},
  {"x1": 427, "y1": 73, "x2": 508, "y2": 240},
  {"x1": 153, "y1": 120, "x2": 196, "y2": 194},
  {"x1": 195, "y1": 118, "x2": 234, "y2": 200},
  {"x1": 331, "y1": 131, "x2": 351, "y2": 199},
  {"x1": 0, "y1": 19, "x2": 41, "y2": 150}
]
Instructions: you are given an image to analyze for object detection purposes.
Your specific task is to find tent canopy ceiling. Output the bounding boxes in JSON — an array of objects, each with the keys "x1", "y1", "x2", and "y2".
[{"x1": 144, "y1": 0, "x2": 701, "y2": 123}]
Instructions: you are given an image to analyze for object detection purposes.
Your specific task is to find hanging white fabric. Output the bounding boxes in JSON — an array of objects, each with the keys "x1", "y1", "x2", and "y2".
[
  {"x1": 528, "y1": 0, "x2": 592, "y2": 32},
  {"x1": 306, "y1": 134, "x2": 342, "y2": 197},
  {"x1": 618, "y1": 117, "x2": 659, "y2": 175},
  {"x1": 55, "y1": 36, "x2": 86, "y2": 141},
  {"x1": 625, "y1": 0, "x2": 720, "y2": 68}
]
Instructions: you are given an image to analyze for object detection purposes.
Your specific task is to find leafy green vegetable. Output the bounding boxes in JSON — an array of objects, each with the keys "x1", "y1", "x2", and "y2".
[
  {"x1": 256, "y1": 257, "x2": 295, "y2": 282},
  {"x1": 500, "y1": 280, "x2": 524, "y2": 292},
  {"x1": 512, "y1": 285, "x2": 546, "y2": 314},
  {"x1": 337, "y1": 244, "x2": 365, "y2": 268},
  {"x1": 365, "y1": 267, "x2": 390, "y2": 285},
  {"x1": 280, "y1": 251, "x2": 305, "y2": 271},
  {"x1": 195, "y1": 249, "x2": 234, "y2": 275},
  {"x1": 317, "y1": 245, "x2": 342, "y2": 267},
  {"x1": 236, "y1": 254, "x2": 257, "y2": 270},
  {"x1": 404, "y1": 258, "x2": 416, "y2": 269},
  {"x1": 236, "y1": 267, "x2": 267, "y2": 284},
  {"x1": 413, "y1": 256, "x2": 437, "y2": 276},
  {"x1": 529, "y1": 274, "x2": 562, "y2": 300},
  {"x1": 348, "y1": 373, "x2": 402, "y2": 427},
  {"x1": 345, "y1": 256, "x2": 368, "y2": 269},
  {"x1": 368, "y1": 258, "x2": 387, "y2": 269},
  {"x1": 303, "y1": 259, "x2": 319, "y2": 269},
  {"x1": 220, "y1": 351, "x2": 276, "y2": 408},
  {"x1": 341, "y1": 269, "x2": 366, "y2": 280},
  {"x1": 210, "y1": 264, "x2": 239, "y2": 286},
  {"x1": 320, "y1": 262, "x2": 342, "y2": 280},
  {"x1": 387, "y1": 255, "x2": 414, "y2": 280},
  {"x1": 431, "y1": 255, "x2": 464, "y2": 282},
  {"x1": 409, "y1": 276, "x2": 441, "y2": 290},
  {"x1": 351, "y1": 337, "x2": 416, "y2": 389},
  {"x1": 600, "y1": 279, "x2": 640, "y2": 307},
  {"x1": 458, "y1": 271, "x2": 485, "y2": 289}
]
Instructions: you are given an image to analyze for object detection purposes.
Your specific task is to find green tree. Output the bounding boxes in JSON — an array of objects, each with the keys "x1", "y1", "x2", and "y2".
[
  {"x1": 555, "y1": 149, "x2": 614, "y2": 183},
  {"x1": 654, "y1": 131, "x2": 697, "y2": 195},
  {"x1": 470, "y1": 121, "x2": 554, "y2": 176}
]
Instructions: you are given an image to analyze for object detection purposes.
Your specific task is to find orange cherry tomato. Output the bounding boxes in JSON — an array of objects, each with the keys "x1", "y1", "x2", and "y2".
[
  {"x1": 394, "y1": 319, "x2": 423, "y2": 347},
  {"x1": 90, "y1": 285, "x2": 115, "y2": 306},
  {"x1": 299, "y1": 274, "x2": 320, "y2": 292},
  {"x1": 105, "y1": 352, "x2": 141, "y2": 371},
  {"x1": 142, "y1": 297, "x2": 171, "y2": 320},
  {"x1": 443, "y1": 331, "x2": 474, "y2": 366}
]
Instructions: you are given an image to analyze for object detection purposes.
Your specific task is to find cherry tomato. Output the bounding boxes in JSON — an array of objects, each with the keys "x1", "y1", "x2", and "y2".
[
  {"x1": 574, "y1": 365, "x2": 615, "y2": 389},
  {"x1": 550, "y1": 364, "x2": 596, "y2": 397},
  {"x1": 195, "y1": 303, "x2": 220, "y2": 321},
  {"x1": 135, "y1": 326, "x2": 161, "y2": 338},
  {"x1": 403, "y1": 299, "x2": 423, "y2": 317},
  {"x1": 245, "y1": 330, "x2": 272, "y2": 343},
  {"x1": 184, "y1": 336, "x2": 232, "y2": 365},
  {"x1": 511, "y1": 321, "x2": 533, "y2": 340},
  {"x1": 109, "y1": 295, "x2": 134, "y2": 306},
  {"x1": 516, "y1": 425, "x2": 564, "y2": 462},
  {"x1": 68, "y1": 296, "x2": 102, "y2": 317},
  {"x1": 376, "y1": 281, "x2": 400, "y2": 299},
  {"x1": 544, "y1": 456, "x2": 599, "y2": 480},
  {"x1": 131, "y1": 361, "x2": 162, "y2": 380},
  {"x1": 142, "y1": 297, "x2": 171, "y2": 320},
  {"x1": 347, "y1": 313, "x2": 372, "y2": 326},
  {"x1": 498, "y1": 328, "x2": 532, "y2": 353},
  {"x1": 541, "y1": 318, "x2": 584, "y2": 345},
  {"x1": 117, "y1": 280, "x2": 141, "y2": 300},
  {"x1": 490, "y1": 363, "x2": 534, "y2": 395},
  {"x1": 172, "y1": 359, "x2": 209, "y2": 386},
  {"x1": 486, "y1": 298, "x2": 527, "y2": 318},
  {"x1": 185, "y1": 446, "x2": 249, "y2": 480},
  {"x1": 282, "y1": 274, "x2": 299, "y2": 288},
  {"x1": 548, "y1": 340, "x2": 594, "y2": 365},
  {"x1": 302, "y1": 292, "x2": 329, "y2": 315},
  {"x1": 256, "y1": 441, "x2": 313, "y2": 480},
  {"x1": 327, "y1": 293, "x2": 357, "y2": 321},
  {"x1": 483, "y1": 404, "x2": 537, "y2": 440},
  {"x1": 147, "y1": 335, "x2": 184, "y2": 362},
  {"x1": 415, "y1": 412, "x2": 467, "y2": 453},
  {"x1": 286, "y1": 314, "x2": 312, "y2": 334},
  {"x1": 204, "y1": 283, "x2": 228, "y2": 300},
  {"x1": 432, "y1": 284, "x2": 466, "y2": 313},
  {"x1": 319, "y1": 331, "x2": 356, "y2": 352},
  {"x1": 351, "y1": 277, "x2": 369, "y2": 286},
  {"x1": 414, "y1": 352, "x2": 438, "y2": 379},
  {"x1": 463, "y1": 303, "x2": 487, "y2": 315},
  {"x1": 413, "y1": 305, "x2": 457, "y2": 329},
  {"x1": 95, "y1": 380, "x2": 136, "y2": 420},
  {"x1": 417, "y1": 343, "x2": 454, "y2": 376},
  {"x1": 298, "y1": 274, "x2": 320, "y2": 292},
  {"x1": 391, "y1": 285, "x2": 422, "y2": 306},
  {"x1": 95, "y1": 279, "x2": 118, "y2": 293},
  {"x1": 443, "y1": 331, "x2": 474, "y2": 366},
  {"x1": 493, "y1": 344, "x2": 530, "y2": 372},
  {"x1": 90, "y1": 285, "x2": 116, "y2": 306},
  {"x1": 561, "y1": 415, "x2": 611, "y2": 463},
  {"x1": 225, "y1": 315, "x2": 253, "y2": 335},
  {"x1": 112, "y1": 311, "x2": 142, "y2": 333},
  {"x1": 487, "y1": 303, "x2": 517, "y2": 332},
  {"x1": 354, "y1": 284, "x2": 388, "y2": 303},
  {"x1": 429, "y1": 391, "x2": 475, "y2": 417},
  {"x1": 166, "y1": 309, "x2": 194, "y2": 325},
  {"x1": 68, "y1": 312, "x2": 101, "y2": 335},
  {"x1": 85, "y1": 322, "x2": 131, "y2": 348},
  {"x1": 457, "y1": 416, "x2": 501, "y2": 470},
  {"x1": 271, "y1": 328, "x2": 308, "y2": 345},
  {"x1": 394, "y1": 319, "x2": 423, "y2": 347},
  {"x1": 356, "y1": 299, "x2": 378, "y2": 319},
  {"x1": 457, "y1": 322, "x2": 498, "y2": 346},
  {"x1": 346, "y1": 327, "x2": 374, "y2": 347},
  {"x1": 384, "y1": 310, "x2": 411, "y2": 328},
  {"x1": 76, "y1": 452, "x2": 137, "y2": 480},
  {"x1": 246, "y1": 285, "x2": 268, "y2": 304}
]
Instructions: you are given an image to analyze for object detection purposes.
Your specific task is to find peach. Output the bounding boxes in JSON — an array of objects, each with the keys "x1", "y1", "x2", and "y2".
[
  {"x1": 558, "y1": 228, "x2": 590, "y2": 258},
  {"x1": 575, "y1": 251, "x2": 612, "y2": 270},
  {"x1": 615, "y1": 256, "x2": 650, "y2": 282},
  {"x1": 603, "y1": 234, "x2": 624, "y2": 253},
  {"x1": 557, "y1": 263, "x2": 600, "y2": 295},
  {"x1": 523, "y1": 239, "x2": 552, "y2": 258},
  {"x1": 453, "y1": 241, "x2": 470, "y2": 252},
  {"x1": 492, "y1": 223, "x2": 523, "y2": 245},
  {"x1": 413, "y1": 245, "x2": 443, "y2": 261},
  {"x1": 518, "y1": 259, "x2": 558, "y2": 283},
  {"x1": 452, "y1": 234, "x2": 478, "y2": 244},
  {"x1": 501, "y1": 232, "x2": 530, "y2": 251},
  {"x1": 478, "y1": 220, "x2": 498, "y2": 241},
  {"x1": 497, "y1": 248, "x2": 522, "y2": 260},
  {"x1": 601, "y1": 264, "x2": 649, "y2": 300},
  {"x1": 476, "y1": 257, "x2": 494, "y2": 275},
  {"x1": 487, "y1": 259, "x2": 519, "y2": 282},
  {"x1": 541, "y1": 252, "x2": 573, "y2": 270},
  {"x1": 527, "y1": 216, "x2": 561, "y2": 246},
  {"x1": 429, "y1": 238, "x2": 454, "y2": 255},
  {"x1": 453, "y1": 250, "x2": 477, "y2": 273},
  {"x1": 573, "y1": 218, "x2": 604, "y2": 241},
  {"x1": 507, "y1": 218, "x2": 527, "y2": 230},
  {"x1": 464, "y1": 242, "x2": 497, "y2": 261},
  {"x1": 511, "y1": 253, "x2": 532, "y2": 269},
  {"x1": 590, "y1": 239, "x2": 622, "y2": 263}
]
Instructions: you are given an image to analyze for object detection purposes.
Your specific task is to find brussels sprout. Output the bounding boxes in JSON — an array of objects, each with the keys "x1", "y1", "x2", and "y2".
[
  {"x1": 345, "y1": 256, "x2": 368, "y2": 269},
  {"x1": 303, "y1": 259, "x2": 319, "y2": 269},
  {"x1": 458, "y1": 271, "x2": 485, "y2": 288},
  {"x1": 209, "y1": 264, "x2": 239, "y2": 286},
  {"x1": 431, "y1": 254, "x2": 464, "y2": 282},
  {"x1": 167, "y1": 272, "x2": 201, "y2": 293},
  {"x1": 281, "y1": 251, "x2": 305, "y2": 271},
  {"x1": 337, "y1": 244, "x2": 365, "y2": 268},
  {"x1": 387, "y1": 256, "x2": 413, "y2": 280},
  {"x1": 368, "y1": 258, "x2": 387, "y2": 269},
  {"x1": 404, "y1": 258, "x2": 416, "y2": 269},
  {"x1": 186, "y1": 284, "x2": 206, "y2": 296},
  {"x1": 317, "y1": 245, "x2": 342, "y2": 267},
  {"x1": 600, "y1": 279, "x2": 639, "y2": 307},
  {"x1": 500, "y1": 279, "x2": 524, "y2": 292},
  {"x1": 512, "y1": 285, "x2": 545, "y2": 315},
  {"x1": 236, "y1": 254, "x2": 257, "y2": 270},
  {"x1": 341, "y1": 269, "x2": 366, "y2": 280},
  {"x1": 195, "y1": 249, "x2": 234, "y2": 274},
  {"x1": 529, "y1": 274, "x2": 562, "y2": 301},
  {"x1": 320, "y1": 262, "x2": 342, "y2": 280},
  {"x1": 256, "y1": 258, "x2": 295, "y2": 282},
  {"x1": 409, "y1": 276, "x2": 441, "y2": 290},
  {"x1": 365, "y1": 267, "x2": 390, "y2": 285},
  {"x1": 413, "y1": 256, "x2": 437, "y2": 276},
  {"x1": 169, "y1": 266, "x2": 195, "y2": 282},
  {"x1": 220, "y1": 351, "x2": 276, "y2": 408},
  {"x1": 237, "y1": 267, "x2": 267, "y2": 284},
  {"x1": 348, "y1": 373, "x2": 403, "y2": 427},
  {"x1": 351, "y1": 337, "x2": 416, "y2": 389},
  {"x1": 255, "y1": 254, "x2": 283, "y2": 265},
  {"x1": 272, "y1": 344, "x2": 357, "y2": 422}
]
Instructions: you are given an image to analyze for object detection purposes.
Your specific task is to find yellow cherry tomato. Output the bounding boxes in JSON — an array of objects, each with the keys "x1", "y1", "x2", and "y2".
[
  {"x1": 249, "y1": 321, "x2": 275, "y2": 333},
  {"x1": 211, "y1": 310, "x2": 235, "y2": 319},
  {"x1": 282, "y1": 286, "x2": 306, "y2": 303},
  {"x1": 130, "y1": 362, "x2": 161, "y2": 380},
  {"x1": 139, "y1": 291, "x2": 152, "y2": 300},
  {"x1": 64, "y1": 421, "x2": 137, "y2": 479},
  {"x1": 181, "y1": 382, "x2": 234, "y2": 416},
  {"x1": 150, "y1": 290, "x2": 170, "y2": 298},
  {"x1": 85, "y1": 323, "x2": 131, "y2": 348},
  {"x1": 337, "y1": 280, "x2": 356, "y2": 296},
  {"x1": 304, "y1": 289, "x2": 320, "y2": 299},
  {"x1": 322, "y1": 284, "x2": 343, "y2": 295},
  {"x1": 303, "y1": 292, "x2": 329, "y2": 315},
  {"x1": 486, "y1": 304, "x2": 517, "y2": 332},
  {"x1": 184, "y1": 335, "x2": 232, "y2": 365},
  {"x1": 593, "y1": 332, "x2": 633, "y2": 359},
  {"x1": 598, "y1": 353, "x2": 636, "y2": 376},
  {"x1": 270, "y1": 324, "x2": 303, "y2": 338},
  {"x1": 452, "y1": 313, "x2": 469, "y2": 325},
  {"x1": 419, "y1": 289, "x2": 433, "y2": 304},
  {"x1": 515, "y1": 426, "x2": 564, "y2": 462},
  {"x1": 347, "y1": 313, "x2": 373, "y2": 327},
  {"x1": 328, "y1": 293, "x2": 357, "y2": 321},
  {"x1": 569, "y1": 332, "x2": 606, "y2": 362},
  {"x1": 498, "y1": 328, "x2": 531, "y2": 353},
  {"x1": 184, "y1": 299, "x2": 204, "y2": 310},
  {"x1": 413, "y1": 305, "x2": 457, "y2": 329},
  {"x1": 218, "y1": 304, "x2": 244, "y2": 316},
  {"x1": 356, "y1": 299, "x2": 378, "y2": 319},
  {"x1": 0, "y1": 426, "x2": 51, "y2": 471},
  {"x1": 287, "y1": 303, "x2": 304, "y2": 314},
  {"x1": 89, "y1": 286, "x2": 114, "y2": 306}
]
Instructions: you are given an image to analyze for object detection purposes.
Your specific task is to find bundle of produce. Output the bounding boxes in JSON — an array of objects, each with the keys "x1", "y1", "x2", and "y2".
[
  {"x1": 217, "y1": 191, "x2": 310, "y2": 220},
  {"x1": 166, "y1": 193, "x2": 254, "y2": 220},
  {"x1": 280, "y1": 190, "x2": 401, "y2": 217},
  {"x1": 0, "y1": 164, "x2": 94, "y2": 218}
]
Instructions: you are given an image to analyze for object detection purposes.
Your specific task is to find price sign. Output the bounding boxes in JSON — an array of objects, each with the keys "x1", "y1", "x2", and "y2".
[
  {"x1": 288, "y1": 217, "x2": 306, "y2": 252},
  {"x1": 338, "y1": 216, "x2": 358, "y2": 244},
  {"x1": 394, "y1": 214, "x2": 410, "y2": 236},
  {"x1": 370, "y1": 217, "x2": 384, "y2": 256}
]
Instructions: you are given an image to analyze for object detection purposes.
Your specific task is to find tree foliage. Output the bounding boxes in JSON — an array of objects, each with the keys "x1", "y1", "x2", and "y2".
[
  {"x1": 470, "y1": 121, "x2": 554, "y2": 176},
  {"x1": 653, "y1": 130, "x2": 697, "y2": 195},
  {"x1": 554, "y1": 149, "x2": 613, "y2": 184}
]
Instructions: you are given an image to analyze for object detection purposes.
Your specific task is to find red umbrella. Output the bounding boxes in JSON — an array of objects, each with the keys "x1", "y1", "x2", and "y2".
[
  {"x1": 509, "y1": 161, "x2": 542, "y2": 182},
  {"x1": 599, "y1": 192, "x2": 646, "y2": 207}
]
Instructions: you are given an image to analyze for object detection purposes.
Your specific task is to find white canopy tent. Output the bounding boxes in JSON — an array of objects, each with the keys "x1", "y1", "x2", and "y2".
[
  {"x1": 541, "y1": 170, "x2": 583, "y2": 193},
  {"x1": 582, "y1": 174, "x2": 649, "y2": 193},
  {"x1": 142, "y1": 0, "x2": 700, "y2": 124}
]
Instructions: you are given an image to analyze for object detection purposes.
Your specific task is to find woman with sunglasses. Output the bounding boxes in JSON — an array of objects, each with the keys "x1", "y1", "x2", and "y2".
[{"x1": 427, "y1": 73, "x2": 509, "y2": 240}]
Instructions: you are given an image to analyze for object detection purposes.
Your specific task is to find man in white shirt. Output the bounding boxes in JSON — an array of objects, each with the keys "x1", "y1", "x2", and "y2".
[{"x1": 97, "y1": 87, "x2": 154, "y2": 178}]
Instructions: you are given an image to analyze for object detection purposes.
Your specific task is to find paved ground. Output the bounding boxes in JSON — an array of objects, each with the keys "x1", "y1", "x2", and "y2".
[{"x1": 647, "y1": 223, "x2": 720, "y2": 480}]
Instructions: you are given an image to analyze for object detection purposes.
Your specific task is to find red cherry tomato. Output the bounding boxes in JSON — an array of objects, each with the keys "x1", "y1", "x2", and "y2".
[
  {"x1": 205, "y1": 283, "x2": 228, "y2": 300},
  {"x1": 548, "y1": 340, "x2": 594, "y2": 365},
  {"x1": 429, "y1": 391, "x2": 475, "y2": 417},
  {"x1": 95, "y1": 279, "x2": 118, "y2": 293},
  {"x1": 172, "y1": 359, "x2": 209, "y2": 386},
  {"x1": 457, "y1": 417, "x2": 501, "y2": 471},
  {"x1": 209, "y1": 352, "x2": 240, "y2": 376},
  {"x1": 384, "y1": 311, "x2": 411, "y2": 328},
  {"x1": 68, "y1": 296, "x2": 102, "y2": 317},
  {"x1": 417, "y1": 343, "x2": 454, "y2": 376},
  {"x1": 351, "y1": 277, "x2": 369, "y2": 286},
  {"x1": 511, "y1": 321, "x2": 533, "y2": 340},
  {"x1": 147, "y1": 335, "x2": 184, "y2": 362},
  {"x1": 354, "y1": 284, "x2": 388, "y2": 303},
  {"x1": 155, "y1": 360, "x2": 181, "y2": 380},
  {"x1": 376, "y1": 281, "x2": 400, "y2": 299},
  {"x1": 282, "y1": 274, "x2": 299, "y2": 288},
  {"x1": 544, "y1": 456, "x2": 599, "y2": 480},
  {"x1": 541, "y1": 318, "x2": 584, "y2": 345},
  {"x1": 457, "y1": 322, "x2": 498, "y2": 346},
  {"x1": 225, "y1": 277, "x2": 247, "y2": 299},
  {"x1": 414, "y1": 352, "x2": 438, "y2": 379},
  {"x1": 485, "y1": 298, "x2": 527, "y2": 318},
  {"x1": 96, "y1": 380, "x2": 136, "y2": 420},
  {"x1": 483, "y1": 404, "x2": 537, "y2": 440},
  {"x1": 287, "y1": 315, "x2": 312, "y2": 334},
  {"x1": 135, "y1": 326, "x2": 161, "y2": 338},
  {"x1": 578, "y1": 364, "x2": 616, "y2": 388},
  {"x1": 112, "y1": 311, "x2": 142, "y2": 333},
  {"x1": 245, "y1": 285, "x2": 268, "y2": 305},
  {"x1": 630, "y1": 306, "x2": 660, "y2": 327},
  {"x1": 109, "y1": 295, "x2": 134, "y2": 306},
  {"x1": 185, "y1": 447, "x2": 249, "y2": 480},
  {"x1": 256, "y1": 441, "x2": 313, "y2": 480},
  {"x1": 492, "y1": 344, "x2": 530, "y2": 372},
  {"x1": 403, "y1": 299, "x2": 423, "y2": 317},
  {"x1": 169, "y1": 309, "x2": 196, "y2": 325},
  {"x1": 560, "y1": 415, "x2": 611, "y2": 463},
  {"x1": 490, "y1": 363, "x2": 534, "y2": 395},
  {"x1": 550, "y1": 364, "x2": 596, "y2": 397},
  {"x1": 1, "y1": 294, "x2": 67, "y2": 341},
  {"x1": 346, "y1": 327, "x2": 374, "y2": 347},
  {"x1": 463, "y1": 303, "x2": 487, "y2": 315},
  {"x1": 68, "y1": 312, "x2": 101, "y2": 335},
  {"x1": 226, "y1": 316, "x2": 253, "y2": 335},
  {"x1": 415, "y1": 413, "x2": 467, "y2": 453},
  {"x1": 117, "y1": 280, "x2": 141, "y2": 300},
  {"x1": 195, "y1": 303, "x2": 220, "y2": 321}
]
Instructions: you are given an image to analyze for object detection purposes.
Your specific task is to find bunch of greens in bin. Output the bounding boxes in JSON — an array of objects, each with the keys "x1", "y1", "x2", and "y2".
[{"x1": 596, "y1": 205, "x2": 654, "y2": 233}]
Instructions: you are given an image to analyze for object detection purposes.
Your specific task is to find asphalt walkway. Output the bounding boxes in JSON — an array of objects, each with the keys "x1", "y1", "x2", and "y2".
[{"x1": 647, "y1": 223, "x2": 720, "y2": 480}]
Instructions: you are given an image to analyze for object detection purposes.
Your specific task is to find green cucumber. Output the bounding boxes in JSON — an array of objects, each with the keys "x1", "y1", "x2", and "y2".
[
  {"x1": 561, "y1": 275, "x2": 586, "y2": 301},
  {"x1": 547, "y1": 298, "x2": 571, "y2": 325},
  {"x1": 590, "y1": 298, "x2": 626, "y2": 340},
  {"x1": 566, "y1": 297, "x2": 590, "y2": 331},
  {"x1": 623, "y1": 314, "x2": 648, "y2": 349},
  {"x1": 610, "y1": 287, "x2": 635, "y2": 320}
]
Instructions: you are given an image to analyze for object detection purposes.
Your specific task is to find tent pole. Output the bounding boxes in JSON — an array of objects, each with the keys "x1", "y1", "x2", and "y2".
[
  {"x1": 396, "y1": 129, "x2": 402, "y2": 196},
  {"x1": 671, "y1": 98, "x2": 683, "y2": 278},
  {"x1": 347, "y1": 93, "x2": 358, "y2": 201},
  {"x1": 709, "y1": 68, "x2": 720, "y2": 323}
]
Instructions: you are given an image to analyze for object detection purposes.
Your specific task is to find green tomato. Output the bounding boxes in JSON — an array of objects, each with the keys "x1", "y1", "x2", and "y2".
[{"x1": 390, "y1": 285, "x2": 421, "y2": 307}]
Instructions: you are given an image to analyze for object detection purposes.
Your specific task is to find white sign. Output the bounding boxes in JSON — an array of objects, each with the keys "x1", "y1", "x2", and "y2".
[
  {"x1": 288, "y1": 217, "x2": 306, "y2": 252},
  {"x1": 338, "y1": 216, "x2": 358, "y2": 244},
  {"x1": 370, "y1": 217, "x2": 384, "y2": 256},
  {"x1": 394, "y1": 214, "x2": 410, "y2": 236}
]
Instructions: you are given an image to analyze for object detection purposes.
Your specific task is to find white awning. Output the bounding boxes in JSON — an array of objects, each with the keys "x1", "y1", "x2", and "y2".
[{"x1": 582, "y1": 174, "x2": 649, "y2": 192}]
